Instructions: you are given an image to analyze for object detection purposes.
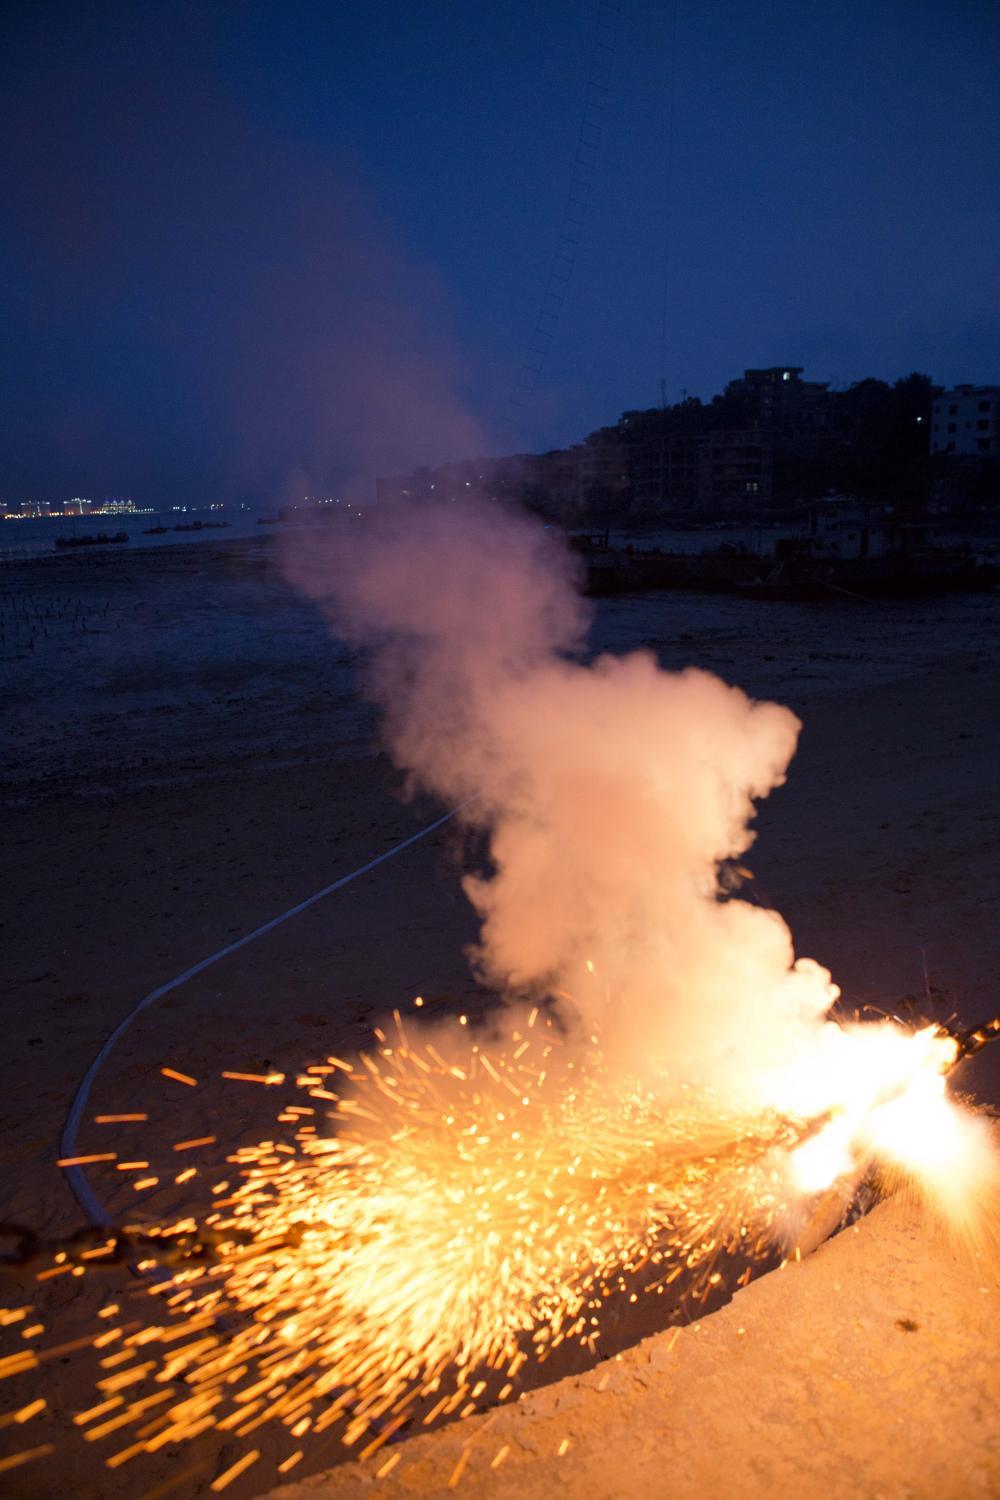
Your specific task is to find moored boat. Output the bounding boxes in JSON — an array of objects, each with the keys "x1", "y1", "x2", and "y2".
[{"x1": 54, "y1": 531, "x2": 129, "y2": 550}]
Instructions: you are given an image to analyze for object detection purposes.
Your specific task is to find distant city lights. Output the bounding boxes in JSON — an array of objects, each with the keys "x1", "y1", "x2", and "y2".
[{"x1": 1, "y1": 496, "x2": 154, "y2": 520}]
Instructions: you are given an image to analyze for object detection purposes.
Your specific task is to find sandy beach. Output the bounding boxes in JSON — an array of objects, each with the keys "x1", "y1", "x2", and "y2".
[{"x1": 2, "y1": 534, "x2": 999, "y2": 1496}]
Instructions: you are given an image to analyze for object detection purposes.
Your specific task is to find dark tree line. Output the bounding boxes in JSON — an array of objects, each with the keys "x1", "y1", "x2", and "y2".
[
  {"x1": 587, "y1": 373, "x2": 1000, "y2": 513},
  {"x1": 776, "y1": 373, "x2": 934, "y2": 508}
]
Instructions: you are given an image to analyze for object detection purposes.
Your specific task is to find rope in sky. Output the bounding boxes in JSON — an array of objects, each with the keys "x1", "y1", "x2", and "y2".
[
  {"x1": 503, "y1": 0, "x2": 622, "y2": 429},
  {"x1": 658, "y1": 0, "x2": 680, "y2": 409}
]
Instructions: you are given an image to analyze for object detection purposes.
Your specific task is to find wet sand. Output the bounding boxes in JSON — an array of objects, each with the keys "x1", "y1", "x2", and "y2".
[{"x1": 2, "y1": 536, "x2": 999, "y2": 1494}]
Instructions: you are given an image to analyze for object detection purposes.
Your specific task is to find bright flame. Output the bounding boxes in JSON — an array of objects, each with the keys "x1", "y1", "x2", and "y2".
[{"x1": 785, "y1": 1021, "x2": 987, "y2": 1207}]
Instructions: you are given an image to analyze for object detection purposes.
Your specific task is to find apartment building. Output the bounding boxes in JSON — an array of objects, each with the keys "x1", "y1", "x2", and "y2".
[{"x1": 930, "y1": 385, "x2": 1000, "y2": 456}]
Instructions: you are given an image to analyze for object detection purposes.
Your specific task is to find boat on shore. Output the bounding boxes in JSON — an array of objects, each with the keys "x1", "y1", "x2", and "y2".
[
  {"x1": 573, "y1": 527, "x2": 998, "y2": 600},
  {"x1": 54, "y1": 531, "x2": 129, "y2": 550}
]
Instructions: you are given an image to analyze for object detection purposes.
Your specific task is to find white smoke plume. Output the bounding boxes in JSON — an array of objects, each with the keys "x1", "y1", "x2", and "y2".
[{"x1": 295, "y1": 497, "x2": 839, "y2": 1105}]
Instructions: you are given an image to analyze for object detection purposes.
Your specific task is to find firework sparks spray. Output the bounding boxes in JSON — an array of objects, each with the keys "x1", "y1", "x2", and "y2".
[{"x1": 4, "y1": 1008, "x2": 993, "y2": 1487}]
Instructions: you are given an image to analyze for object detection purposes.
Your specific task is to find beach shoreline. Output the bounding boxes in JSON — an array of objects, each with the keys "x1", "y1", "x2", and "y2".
[{"x1": 2, "y1": 539, "x2": 999, "y2": 1495}]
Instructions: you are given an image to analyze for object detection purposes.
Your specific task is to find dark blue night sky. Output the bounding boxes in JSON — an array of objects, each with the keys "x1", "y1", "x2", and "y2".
[{"x1": 2, "y1": 0, "x2": 998, "y2": 505}]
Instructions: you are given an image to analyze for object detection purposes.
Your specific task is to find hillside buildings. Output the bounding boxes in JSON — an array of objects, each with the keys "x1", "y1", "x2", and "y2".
[
  {"x1": 379, "y1": 366, "x2": 824, "y2": 521},
  {"x1": 726, "y1": 366, "x2": 833, "y2": 436},
  {"x1": 931, "y1": 385, "x2": 1000, "y2": 456},
  {"x1": 379, "y1": 366, "x2": 997, "y2": 524}
]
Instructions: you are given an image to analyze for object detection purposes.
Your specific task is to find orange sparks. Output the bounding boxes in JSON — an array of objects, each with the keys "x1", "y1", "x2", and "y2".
[
  {"x1": 210, "y1": 1448, "x2": 261, "y2": 1491},
  {"x1": 74, "y1": 1397, "x2": 122, "y2": 1426},
  {"x1": 448, "y1": 1446, "x2": 471, "y2": 1488},
  {"x1": 160, "y1": 1067, "x2": 198, "y2": 1087},
  {"x1": 56, "y1": 1153, "x2": 116, "y2": 1167},
  {"x1": 72, "y1": 1024, "x2": 802, "y2": 1467},
  {"x1": 95, "y1": 1114, "x2": 149, "y2": 1123},
  {"x1": 0, "y1": 1398, "x2": 46, "y2": 1428},
  {"x1": 0, "y1": 1444, "x2": 54, "y2": 1475},
  {"x1": 221, "y1": 1071, "x2": 285, "y2": 1085},
  {"x1": 4, "y1": 1007, "x2": 986, "y2": 1491}
]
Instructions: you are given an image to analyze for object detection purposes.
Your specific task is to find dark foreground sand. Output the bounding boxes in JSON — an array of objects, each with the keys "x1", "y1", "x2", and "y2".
[{"x1": 2, "y1": 538, "x2": 999, "y2": 1495}]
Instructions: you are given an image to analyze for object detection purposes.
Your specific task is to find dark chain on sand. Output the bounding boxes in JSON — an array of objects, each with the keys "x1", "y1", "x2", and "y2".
[
  {"x1": 4, "y1": 1015, "x2": 997, "y2": 1276},
  {"x1": 950, "y1": 1014, "x2": 1000, "y2": 1061},
  {"x1": 0, "y1": 1218, "x2": 308, "y2": 1273}
]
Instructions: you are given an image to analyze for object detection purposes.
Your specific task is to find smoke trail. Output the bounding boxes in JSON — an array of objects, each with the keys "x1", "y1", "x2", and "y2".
[{"x1": 293, "y1": 497, "x2": 839, "y2": 1103}]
